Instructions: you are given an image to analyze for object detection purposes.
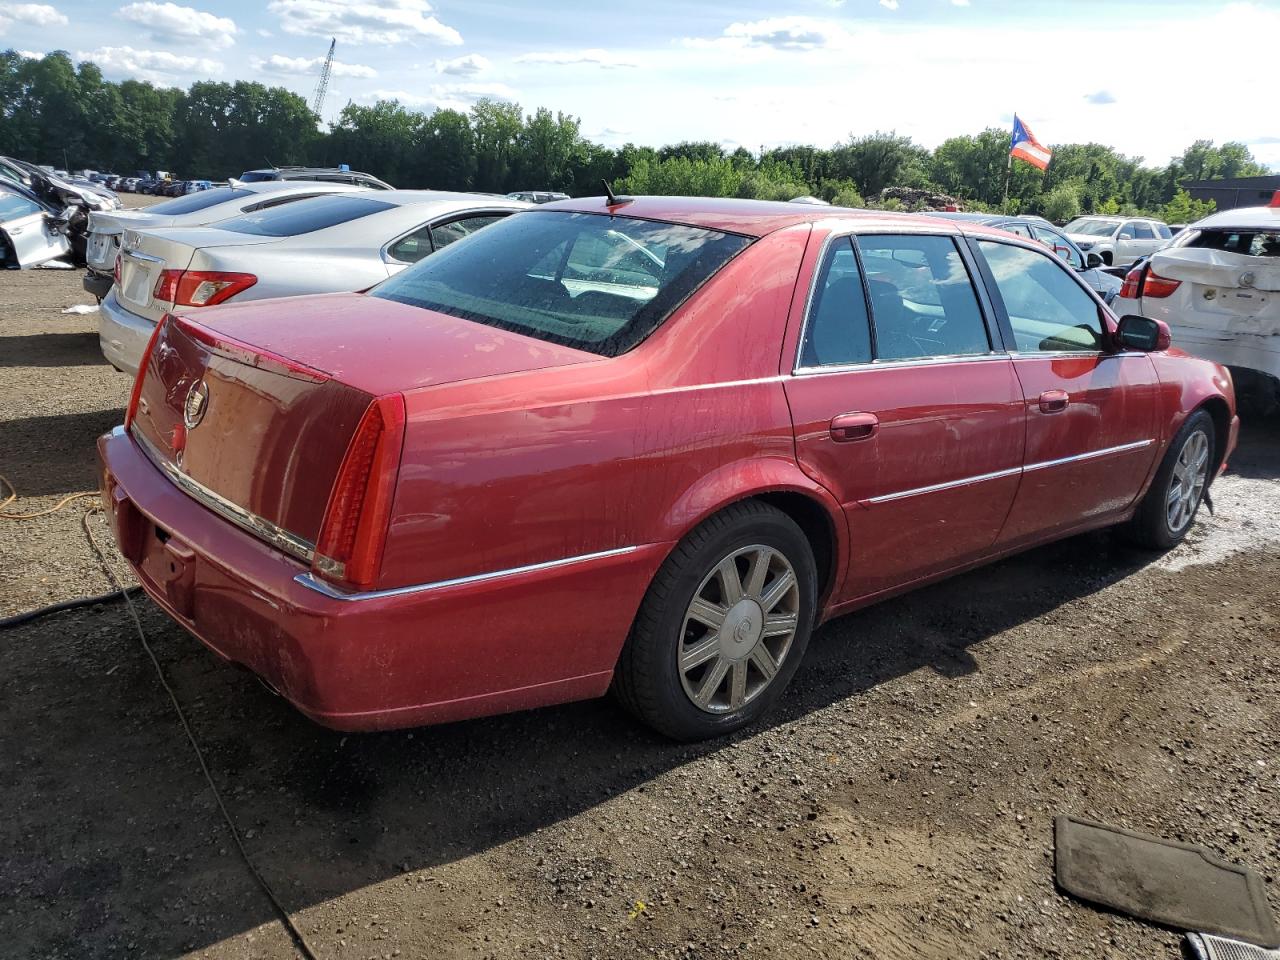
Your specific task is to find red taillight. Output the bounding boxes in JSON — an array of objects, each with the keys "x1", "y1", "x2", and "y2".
[
  {"x1": 113, "y1": 253, "x2": 121, "y2": 287},
  {"x1": 313, "y1": 394, "x2": 407, "y2": 590},
  {"x1": 1143, "y1": 269, "x2": 1182, "y2": 299},
  {"x1": 1118, "y1": 265, "x2": 1144, "y2": 300},
  {"x1": 124, "y1": 315, "x2": 168, "y2": 429},
  {"x1": 154, "y1": 269, "x2": 257, "y2": 307}
]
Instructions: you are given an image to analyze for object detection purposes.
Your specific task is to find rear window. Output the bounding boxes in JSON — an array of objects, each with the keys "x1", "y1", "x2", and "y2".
[
  {"x1": 371, "y1": 211, "x2": 751, "y2": 356},
  {"x1": 147, "y1": 187, "x2": 252, "y2": 215},
  {"x1": 237, "y1": 171, "x2": 277, "y2": 182},
  {"x1": 212, "y1": 194, "x2": 394, "y2": 237},
  {"x1": 1181, "y1": 229, "x2": 1280, "y2": 257}
]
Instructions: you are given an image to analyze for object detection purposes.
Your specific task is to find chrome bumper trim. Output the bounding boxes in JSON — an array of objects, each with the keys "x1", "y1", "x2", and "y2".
[
  {"x1": 130, "y1": 424, "x2": 316, "y2": 563},
  {"x1": 294, "y1": 546, "x2": 641, "y2": 602}
]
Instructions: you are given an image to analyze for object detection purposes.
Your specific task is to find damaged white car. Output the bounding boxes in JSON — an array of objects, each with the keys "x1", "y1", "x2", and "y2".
[
  {"x1": 0, "y1": 181, "x2": 74, "y2": 268},
  {"x1": 1114, "y1": 195, "x2": 1280, "y2": 412}
]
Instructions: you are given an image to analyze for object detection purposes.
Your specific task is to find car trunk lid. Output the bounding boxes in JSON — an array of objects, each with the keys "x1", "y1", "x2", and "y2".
[
  {"x1": 129, "y1": 297, "x2": 597, "y2": 568},
  {"x1": 116, "y1": 226, "x2": 275, "y2": 323},
  {"x1": 1151, "y1": 247, "x2": 1280, "y2": 335}
]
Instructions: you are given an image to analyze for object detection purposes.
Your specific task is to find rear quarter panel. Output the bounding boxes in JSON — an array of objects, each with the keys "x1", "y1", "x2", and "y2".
[{"x1": 378, "y1": 225, "x2": 840, "y2": 599}]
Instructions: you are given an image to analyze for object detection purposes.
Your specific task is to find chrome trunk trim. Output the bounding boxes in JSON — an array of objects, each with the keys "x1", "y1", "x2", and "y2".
[{"x1": 130, "y1": 424, "x2": 316, "y2": 563}]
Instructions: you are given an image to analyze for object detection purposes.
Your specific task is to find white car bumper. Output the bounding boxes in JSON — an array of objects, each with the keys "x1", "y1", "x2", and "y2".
[
  {"x1": 1169, "y1": 323, "x2": 1280, "y2": 381},
  {"x1": 98, "y1": 288, "x2": 154, "y2": 376}
]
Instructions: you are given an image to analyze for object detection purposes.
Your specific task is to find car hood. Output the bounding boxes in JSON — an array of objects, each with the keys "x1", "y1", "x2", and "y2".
[{"x1": 1067, "y1": 233, "x2": 1109, "y2": 245}]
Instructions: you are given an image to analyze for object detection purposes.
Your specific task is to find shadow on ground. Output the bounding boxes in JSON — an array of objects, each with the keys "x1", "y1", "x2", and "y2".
[
  {"x1": 0, "y1": 522, "x2": 1159, "y2": 958},
  {"x1": 0, "y1": 408, "x2": 124, "y2": 497},
  {"x1": 0, "y1": 332, "x2": 108, "y2": 368}
]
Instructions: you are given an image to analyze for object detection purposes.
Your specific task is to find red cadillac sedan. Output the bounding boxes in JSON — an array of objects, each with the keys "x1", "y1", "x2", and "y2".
[{"x1": 98, "y1": 197, "x2": 1238, "y2": 740}]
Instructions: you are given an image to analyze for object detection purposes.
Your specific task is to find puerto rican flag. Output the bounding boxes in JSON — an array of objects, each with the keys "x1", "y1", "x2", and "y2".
[{"x1": 1010, "y1": 115, "x2": 1052, "y2": 171}]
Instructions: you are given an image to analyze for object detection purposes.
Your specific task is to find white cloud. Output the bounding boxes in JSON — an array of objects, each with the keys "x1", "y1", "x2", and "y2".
[
  {"x1": 254, "y1": 53, "x2": 376, "y2": 78},
  {"x1": 434, "y1": 53, "x2": 489, "y2": 76},
  {"x1": 879, "y1": 0, "x2": 899, "y2": 9},
  {"x1": 1084, "y1": 90, "x2": 1116, "y2": 105},
  {"x1": 75, "y1": 45, "x2": 221, "y2": 82},
  {"x1": 359, "y1": 82, "x2": 517, "y2": 112},
  {"x1": 514, "y1": 48, "x2": 639, "y2": 68},
  {"x1": 0, "y1": 3, "x2": 68, "y2": 31},
  {"x1": 267, "y1": 0, "x2": 461, "y2": 46},
  {"x1": 117, "y1": 2, "x2": 238, "y2": 50},
  {"x1": 16, "y1": 49, "x2": 43, "y2": 58},
  {"x1": 683, "y1": 17, "x2": 853, "y2": 52}
]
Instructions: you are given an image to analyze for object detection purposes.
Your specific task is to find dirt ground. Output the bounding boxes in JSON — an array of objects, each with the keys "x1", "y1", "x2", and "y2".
[{"x1": 1, "y1": 250, "x2": 1278, "y2": 960}]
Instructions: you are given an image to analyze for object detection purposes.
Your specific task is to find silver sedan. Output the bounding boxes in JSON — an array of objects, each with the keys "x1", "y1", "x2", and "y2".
[{"x1": 99, "y1": 191, "x2": 531, "y2": 374}]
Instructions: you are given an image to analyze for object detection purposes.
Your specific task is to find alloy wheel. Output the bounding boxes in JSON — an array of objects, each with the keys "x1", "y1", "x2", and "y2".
[
  {"x1": 677, "y1": 544, "x2": 800, "y2": 714},
  {"x1": 1166, "y1": 429, "x2": 1209, "y2": 534}
]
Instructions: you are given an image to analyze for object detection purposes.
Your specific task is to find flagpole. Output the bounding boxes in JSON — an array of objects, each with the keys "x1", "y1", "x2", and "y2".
[{"x1": 1002, "y1": 152, "x2": 1011, "y2": 207}]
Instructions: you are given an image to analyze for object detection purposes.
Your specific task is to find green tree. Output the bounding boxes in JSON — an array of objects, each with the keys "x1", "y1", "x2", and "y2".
[
  {"x1": 1161, "y1": 189, "x2": 1215, "y2": 225},
  {"x1": 470, "y1": 98, "x2": 524, "y2": 192},
  {"x1": 1038, "y1": 182, "x2": 1082, "y2": 223},
  {"x1": 829, "y1": 131, "x2": 930, "y2": 197}
]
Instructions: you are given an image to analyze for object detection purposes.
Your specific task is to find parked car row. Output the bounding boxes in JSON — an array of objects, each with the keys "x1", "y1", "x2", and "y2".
[
  {"x1": 0, "y1": 155, "x2": 123, "y2": 267},
  {"x1": 94, "y1": 190, "x2": 1238, "y2": 742}
]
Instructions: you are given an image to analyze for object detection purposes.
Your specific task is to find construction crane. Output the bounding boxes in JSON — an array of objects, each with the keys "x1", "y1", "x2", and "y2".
[{"x1": 311, "y1": 37, "x2": 335, "y2": 117}]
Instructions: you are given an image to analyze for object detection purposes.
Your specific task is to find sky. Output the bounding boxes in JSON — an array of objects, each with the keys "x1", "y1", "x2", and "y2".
[{"x1": 2, "y1": 0, "x2": 1278, "y2": 170}]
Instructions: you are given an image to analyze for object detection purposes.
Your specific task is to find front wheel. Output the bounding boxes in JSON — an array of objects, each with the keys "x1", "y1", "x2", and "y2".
[
  {"x1": 612, "y1": 501, "x2": 817, "y2": 741},
  {"x1": 1126, "y1": 410, "x2": 1215, "y2": 549}
]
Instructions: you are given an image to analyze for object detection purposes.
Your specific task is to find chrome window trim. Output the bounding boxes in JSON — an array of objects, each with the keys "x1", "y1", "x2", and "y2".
[
  {"x1": 863, "y1": 439, "x2": 1155, "y2": 505},
  {"x1": 790, "y1": 228, "x2": 999, "y2": 375},
  {"x1": 294, "y1": 546, "x2": 641, "y2": 602},
  {"x1": 131, "y1": 425, "x2": 316, "y2": 563},
  {"x1": 380, "y1": 208, "x2": 516, "y2": 266}
]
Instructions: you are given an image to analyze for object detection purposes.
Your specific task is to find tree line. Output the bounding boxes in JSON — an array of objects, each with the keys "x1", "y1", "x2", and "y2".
[{"x1": 2, "y1": 50, "x2": 1270, "y2": 222}]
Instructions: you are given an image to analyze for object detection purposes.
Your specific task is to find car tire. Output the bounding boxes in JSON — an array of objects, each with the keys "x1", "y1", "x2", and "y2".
[
  {"x1": 612, "y1": 500, "x2": 817, "y2": 741},
  {"x1": 1125, "y1": 410, "x2": 1215, "y2": 550}
]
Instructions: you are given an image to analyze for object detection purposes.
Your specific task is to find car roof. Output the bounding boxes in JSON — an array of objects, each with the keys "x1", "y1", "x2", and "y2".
[
  {"x1": 1191, "y1": 204, "x2": 1280, "y2": 231},
  {"x1": 541, "y1": 195, "x2": 975, "y2": 239},
  {"x1": 341, "y1": 189, "x2": 531, "y2": 209}
]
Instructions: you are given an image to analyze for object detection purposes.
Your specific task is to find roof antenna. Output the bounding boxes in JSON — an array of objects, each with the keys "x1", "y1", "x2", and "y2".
[{"x1": 601, "y1": 179, "x2": 632, "y2": 206}]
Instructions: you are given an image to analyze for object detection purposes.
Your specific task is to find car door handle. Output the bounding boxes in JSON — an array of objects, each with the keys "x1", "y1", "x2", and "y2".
[
  {"x1": 1039, "y1": 389, "x2": 1070, "y2": 413},
  {"x1": 830, "y1": 412, "x2": 879, "y2": 442}
]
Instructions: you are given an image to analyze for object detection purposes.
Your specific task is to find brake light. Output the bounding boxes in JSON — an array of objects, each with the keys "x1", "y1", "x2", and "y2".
[
  {"x1": 1118, "y1": 265, "x2": 1144, "y2": 299},
  {"x1": 313, "y1": 394, "x2": 407, "y2": 589},
  {"x1": 1270, "y1": 190, "x2": 1280, "y2": 209},
  {"x1": 1143, "y1": 269, "x2": 1182, "y2": 299},
  {"x1": 124, "y1": 315, "x2": 168, "y2": 429},
  {"x1": 153, "y1": 269, "x2": 257, "y2": 307}
]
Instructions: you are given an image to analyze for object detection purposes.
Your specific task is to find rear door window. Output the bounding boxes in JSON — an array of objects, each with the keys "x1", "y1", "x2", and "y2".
[
  {"x1": 856, "y1": 234, "x2": 991, "y2": 360},
  {"x1": 799, "y1": 239, "x2": 873, "y2": 367},
  {"x1": 1132, "y1": 222, "x2": 1155, "y2": 240},
  {"x1": 431, "y1": 214, "x2": 508, "y2": 250},
  {"x1": 977, "y1": 240, "x2": 1103, "y2": 353},
  {"x1": 212, "y1": 194, "x2": 394, "y2": 237}
]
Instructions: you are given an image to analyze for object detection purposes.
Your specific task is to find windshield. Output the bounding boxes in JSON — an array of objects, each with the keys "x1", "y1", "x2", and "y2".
[
  {"x1": 371, "y1": 211, "x2": 751, "y2": 357},
  {"x1": 1064, "y1": 219, "x2": 1119, "y2": 237},
  {"x1": 147, "y1": 187, "x2": 252, "y2": 215},
  {"x1": 212, "y1": 194, "x2": 393, "y2": 237}
]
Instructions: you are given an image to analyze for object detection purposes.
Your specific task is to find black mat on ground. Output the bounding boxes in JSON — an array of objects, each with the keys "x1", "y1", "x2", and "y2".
[{"x1": 1054, "y1": 815, "x2": 1279, "y2": 947}]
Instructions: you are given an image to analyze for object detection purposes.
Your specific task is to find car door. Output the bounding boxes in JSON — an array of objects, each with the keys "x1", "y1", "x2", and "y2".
[
  {"x1": 1114, "y1": 220, "x2": 1149, "y2": 265},
  {"x1": 784, "y1": 231, "x2": 1025, "y2": 602},
  {"x1": 971, "y1": 238, "x2": 1161, "y2": 545},
  {"x1": 383, "y1": 212, "x2": 511, "y2": 275},
  {"x1": 0, "y1": 193, "x2": 70, "y2": 267}
]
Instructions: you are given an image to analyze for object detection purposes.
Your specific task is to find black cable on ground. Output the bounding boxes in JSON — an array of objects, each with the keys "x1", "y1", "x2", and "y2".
[
  {"x1": 0, "y1": 587, "x2": 142, "y2": 630},
  {"x1": 80, "y1": 510, "x2": 320, "y2": 960}
]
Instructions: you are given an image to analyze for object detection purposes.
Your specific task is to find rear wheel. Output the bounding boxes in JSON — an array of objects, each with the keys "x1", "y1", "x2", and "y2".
[
  {"x1": 1126, "y1": 410, "x2": 1215, "y2": 549},
  {"x1": 613, "y1": 501, "x2": 817, "y2": 741}
]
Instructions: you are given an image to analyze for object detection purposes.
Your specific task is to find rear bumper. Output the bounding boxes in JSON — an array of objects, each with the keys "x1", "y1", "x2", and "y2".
[
  {"x1": 98, "y1": 289, "x2": 153, "y2": 376},
  {"x1": 97, "y1": 426, "x2": 666, "y2": 731},
  {"x1": 1168, "y1": 325, "x2": 1280, "y2": 382}
]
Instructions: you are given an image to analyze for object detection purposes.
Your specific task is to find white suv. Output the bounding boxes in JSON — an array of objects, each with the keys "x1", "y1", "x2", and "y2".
[{"x1": 1063, "y1": 216, "x2": 1172, "y2": 267}]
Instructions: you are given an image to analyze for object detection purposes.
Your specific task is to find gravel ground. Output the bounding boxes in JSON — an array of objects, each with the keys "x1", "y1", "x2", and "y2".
[{"x1": 1, "y1": 243, "x2": 1277, "y2": 960}]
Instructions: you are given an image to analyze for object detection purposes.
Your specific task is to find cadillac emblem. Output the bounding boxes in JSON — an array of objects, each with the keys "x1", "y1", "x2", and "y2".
[{"x1": 183, "y1": 379, "x2": 210, "y2": 429}]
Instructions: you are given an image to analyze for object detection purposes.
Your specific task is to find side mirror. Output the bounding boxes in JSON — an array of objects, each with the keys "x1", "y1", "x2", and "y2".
[
  {"x1": 1086, "y1": 252, "x2": 1104, "y2": 269},
  {"x1": 1117, "y1": 314, "x2": 1171, "y2": 352},
  {"x1": 1118, "y1": 232, "x2": 1133, "y2": 241}
]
